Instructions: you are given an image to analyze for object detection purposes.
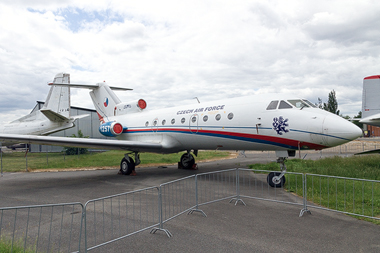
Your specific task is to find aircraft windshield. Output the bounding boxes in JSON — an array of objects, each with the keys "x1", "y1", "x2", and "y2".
[
  {"x1": 287, "y1": 99, "x2": 310, "y2": 109},
  {"x1": 266, "y1": 99, "x2": 317, "y2": 110},
  {"x1": 302, "y1": 99, "x2": 317, "y2": 108},
  {"x1": 266, "y1": 100, "x2": 279, "y2": 110}
]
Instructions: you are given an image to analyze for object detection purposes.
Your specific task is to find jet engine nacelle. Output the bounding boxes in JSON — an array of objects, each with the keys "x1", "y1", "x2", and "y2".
[
  {"x1": 114, "y1": 99, "x2": 147, "y2": 116},
  {"x1": 99, "y1": 121, "x2": 124, "y2": 137}
]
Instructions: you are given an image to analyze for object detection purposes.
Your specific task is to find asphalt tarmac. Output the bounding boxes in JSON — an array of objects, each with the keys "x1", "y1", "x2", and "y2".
[{"x1": 0, "y1": 151, "x2": 379, "y2": 252}]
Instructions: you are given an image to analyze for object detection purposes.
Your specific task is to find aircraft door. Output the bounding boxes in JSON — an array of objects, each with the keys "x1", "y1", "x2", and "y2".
[{"x1": 189, "y1": 114, "x2": 199, "y2": 133}]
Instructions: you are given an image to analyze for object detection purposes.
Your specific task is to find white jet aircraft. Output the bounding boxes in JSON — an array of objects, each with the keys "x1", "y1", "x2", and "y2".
[
  {"x1": 0, "y1": 73, "x2": 87, "y2": 146},
  {"x1": 360, "y1": 75, "x2": 380, "y2": 126},
  {"x1": 0, "y1": 79, "x2": 362, "y2": 187}
]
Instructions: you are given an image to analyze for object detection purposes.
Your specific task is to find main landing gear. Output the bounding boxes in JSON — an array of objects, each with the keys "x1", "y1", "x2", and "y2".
[
  {"x1": 119, "y1": 150, "x2": 198, "y2": 175},
  {"x1": 178, "y1": 150, "x2": 198, "y2": 170},
  {"x1": 119, "y1": 152, "x2": 140, "y2": 175}
]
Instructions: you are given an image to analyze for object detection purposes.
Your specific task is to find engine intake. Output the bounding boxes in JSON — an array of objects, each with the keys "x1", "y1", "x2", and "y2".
[
  {"x1": 114, "y1": 99, "x2": 147, "y2": 116},
  {"x1": 99, "y1": 121, "x2": 124, "y2": 137}
]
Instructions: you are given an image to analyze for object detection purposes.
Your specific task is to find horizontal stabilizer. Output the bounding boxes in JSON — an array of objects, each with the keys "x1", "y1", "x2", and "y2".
[
  {"x1": 41, "y1": 109, "x2": 90, "y2": 122},
  {"x1": 50, "y1": 83, "x2": 132, "y2": 91},
  {"x1": 40, "y1": 109, "x2": 69, "y2": 122}
]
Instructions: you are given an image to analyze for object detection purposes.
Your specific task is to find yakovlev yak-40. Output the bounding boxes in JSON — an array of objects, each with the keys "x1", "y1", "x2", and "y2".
[{"x1": 0, "y1": 77, "x2": 362, "y2": 187}]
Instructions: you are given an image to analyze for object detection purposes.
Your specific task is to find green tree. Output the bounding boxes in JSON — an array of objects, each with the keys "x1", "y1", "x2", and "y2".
[
  {"x1": 353, "y1": 111, "x2": 363, "y2": 129},
  {"x1": 323, "y1": 90, "x2": 340, "y2": 115},
  {"x1": 64, "y1": 130, "x2": 88, "y2": 155}
]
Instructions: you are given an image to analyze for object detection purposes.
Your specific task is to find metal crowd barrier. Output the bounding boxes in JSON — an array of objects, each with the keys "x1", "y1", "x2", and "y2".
[
  {"x1": 305, "y1": 174, "x2": 380, "y2": 220},
  {"x1": 1, "y1": 168, "x2": 379, "y2": 252},
  {"x1": 83, "y1": 186, "x2": 160, "y2": 251},
  {"x1": 0, "y1": 202, "x2": 83, "y2": 253}
]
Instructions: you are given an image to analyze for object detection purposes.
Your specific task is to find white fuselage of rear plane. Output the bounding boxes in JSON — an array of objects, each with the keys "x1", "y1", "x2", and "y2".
[
  {"x1": 0, "y1": 111, "x2": 74, "y2": 136},
  {"x1": 100, "y1": 94, "x2": 362, "y2": 154}
]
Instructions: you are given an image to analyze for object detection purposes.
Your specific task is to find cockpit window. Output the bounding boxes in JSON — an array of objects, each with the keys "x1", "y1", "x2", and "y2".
[
  {"x1": 278, "y1": 100, "x2": 292, "y2": 109},
  {"x1": 302, "y1": 99, "x2": 317, "y2": 108},
  {"x1": 266, "y1": 100, "x2": 279, "y2": 110},
  {"x1": 287, "y1": 99, "x2": 309, "y2": 109}
]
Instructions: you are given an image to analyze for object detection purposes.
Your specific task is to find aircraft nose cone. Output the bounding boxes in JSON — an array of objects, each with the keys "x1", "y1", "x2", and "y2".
[{"x1": 323, "y1": 115, "x2": 363, "y2": 147}]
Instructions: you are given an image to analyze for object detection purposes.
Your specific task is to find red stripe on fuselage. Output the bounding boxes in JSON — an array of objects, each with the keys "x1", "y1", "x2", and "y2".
[{"x1": 123, "y1": 128, "x2": 327, "y2": 150}]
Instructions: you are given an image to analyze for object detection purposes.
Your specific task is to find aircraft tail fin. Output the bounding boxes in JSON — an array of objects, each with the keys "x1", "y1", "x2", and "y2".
[
  {"x1": 362, "y1": 75, "x2": 380, "y2": 119},
  {"x1": 89, "y1": 82, "x2": 122, "y2": 122},
  {"x1": 49, "y1": 81, "x2": 145, "y2": 122},
  {"x1": 89, "y1": 83, "x2": 147, "y2": 121},
  {"x1": 42, "y1": 73, "x2": 71, "y2": 121}
]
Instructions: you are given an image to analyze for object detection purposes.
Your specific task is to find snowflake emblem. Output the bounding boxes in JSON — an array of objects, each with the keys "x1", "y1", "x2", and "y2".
[{"x1": 273, "y1": 116, "x2": 289, "y2": 135}]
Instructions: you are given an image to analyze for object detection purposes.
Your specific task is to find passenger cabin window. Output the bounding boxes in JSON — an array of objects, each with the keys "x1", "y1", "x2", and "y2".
[
  {"x1": 278, "y1": 100, "x2": 292, "y2": 109},
  {"x1": 266, "y1": 100, "x2": 278, "y2": 110}
]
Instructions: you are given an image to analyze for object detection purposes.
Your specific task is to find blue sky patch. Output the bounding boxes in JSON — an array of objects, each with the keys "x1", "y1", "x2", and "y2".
[
  {"x1": 71, "y1": 65, "x2": 88, "y2": 72},
  {"x1": 28, "y1": 7, "x2": 124, "y2": 33},
  {"x1": 58, "y1": 8, "x2": 124, "y2": 32}
]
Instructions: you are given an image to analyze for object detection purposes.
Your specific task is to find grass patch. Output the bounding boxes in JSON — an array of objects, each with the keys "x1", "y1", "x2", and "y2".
[
  {"x1": 249, "y1": 155, "x2": 380, "y2": 224},
  {"x1": 0, "y1": 150, "x2": 231, "y2": 172},
  {"x1": 0, "y1": 236, "x2": 35, "y2": 253},
  {"x1": 250, "y1": 155, "x2": 380, "y2": 180}
]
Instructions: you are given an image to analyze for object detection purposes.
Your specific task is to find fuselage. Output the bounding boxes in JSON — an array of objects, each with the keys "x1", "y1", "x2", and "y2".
[{"x1": 100, "y1": 94, "x2": 362, "y2": 153}]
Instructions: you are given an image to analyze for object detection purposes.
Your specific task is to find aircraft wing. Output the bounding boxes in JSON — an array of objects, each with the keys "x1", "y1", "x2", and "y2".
[
  {"x1": 355, "y1": 149, "x2": 380, "y2": 155},
  {"x1": 71, "y1": 114, "x2": 90, "y2": 121},
  {"x1": 0, "y1": 134, "x2": 162, "y2": 152},
  {"x1": 359, "y1": 113, "x2": 380, "y2": 126}
]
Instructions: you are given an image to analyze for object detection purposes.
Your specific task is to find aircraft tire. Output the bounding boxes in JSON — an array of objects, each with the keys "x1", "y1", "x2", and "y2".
[
  {"x1": 267, "y1": 172, "x2": 285, "y2": 188},
  {"x1": 180, "y1": 153, "x2": 195, "y2": 169},
  {"x1": 120, "y1": 158, "x2": 135, "y2": 175}
]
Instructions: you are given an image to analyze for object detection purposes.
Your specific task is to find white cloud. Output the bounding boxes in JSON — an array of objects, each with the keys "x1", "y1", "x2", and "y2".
[{"x1": 0, "y1": 0, "x2": 379, "y2": 124}]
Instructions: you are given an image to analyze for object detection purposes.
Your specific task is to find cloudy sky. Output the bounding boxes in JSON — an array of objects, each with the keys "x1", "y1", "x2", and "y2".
[{"x1": 1, "y1": 0, "x2": 379, "y2": 124}]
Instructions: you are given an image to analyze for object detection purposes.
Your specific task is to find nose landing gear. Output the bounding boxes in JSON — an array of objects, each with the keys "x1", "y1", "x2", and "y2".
[{"x1": 267, "y1": 155, "x2": 288, "y2": 188}]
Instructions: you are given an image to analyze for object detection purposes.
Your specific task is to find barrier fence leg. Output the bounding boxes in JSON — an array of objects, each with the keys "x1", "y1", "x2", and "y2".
[
  {"x1": 1, "y1": 142, "x2": 3, "y2": 177},
  {"x1": 229, "y1": 169, "x2": 246, "y2": 206},
  {"x1": 188, "y1": 175, "x2": 207, "y2": 217},
  {"x1": 150, "y1": 186, "x2": 173, "y2": 238},
  {"x1": 299, "y1": 174, "x2": 311, "y2": 217},
  {"x1": 82, "y1": 206, "x2": 87, "y2": 253}
]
